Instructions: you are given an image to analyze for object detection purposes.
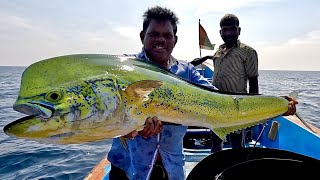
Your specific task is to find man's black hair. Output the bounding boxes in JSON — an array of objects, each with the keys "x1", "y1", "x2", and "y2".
[
  {"x1": 220, "y1": 14, "x2": 239, "y2": 27},
  {"x1": 142, "y1": 6, "x2": 179, "y2": 35}
]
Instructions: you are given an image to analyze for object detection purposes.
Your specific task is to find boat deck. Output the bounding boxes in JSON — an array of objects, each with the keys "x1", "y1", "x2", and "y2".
[
  {"x1": 84, "y1": 115, "x2": 320, "y2": 180},
  {"x1": 84, "y1": 156, "x2": 109, "y2": 180}
]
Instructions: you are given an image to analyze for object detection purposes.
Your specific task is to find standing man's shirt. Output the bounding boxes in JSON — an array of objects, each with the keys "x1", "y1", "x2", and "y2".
[
  {"x1": 212, "y1": 40, "x2": 258, "y2": 93},
  {"x1": 107, "y1": 49, "x2": 215, "y2": 180}
]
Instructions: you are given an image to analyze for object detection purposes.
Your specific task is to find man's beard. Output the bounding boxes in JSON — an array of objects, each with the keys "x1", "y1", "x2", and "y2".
[{"x1": 223, "y1": 36, "x2": 238, "y2": 48}]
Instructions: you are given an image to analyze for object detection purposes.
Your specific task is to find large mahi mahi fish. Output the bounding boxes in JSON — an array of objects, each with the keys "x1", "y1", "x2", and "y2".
[{"x1": 4, "y1": 54, "x2": 289, "y2": 144}]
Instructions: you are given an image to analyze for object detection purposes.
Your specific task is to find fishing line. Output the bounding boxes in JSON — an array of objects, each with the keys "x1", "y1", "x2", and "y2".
[{"x1": 245, "y1": 122, "x2": 267, "y2": 161}]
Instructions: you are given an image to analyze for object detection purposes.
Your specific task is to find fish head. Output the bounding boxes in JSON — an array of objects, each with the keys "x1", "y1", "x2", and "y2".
[
  {"x1": 5, "y1": 54, "x2": 144, "y2": 144},
  {"x1": 13, "y1": 87, "x2": 69, "y2": 119}
]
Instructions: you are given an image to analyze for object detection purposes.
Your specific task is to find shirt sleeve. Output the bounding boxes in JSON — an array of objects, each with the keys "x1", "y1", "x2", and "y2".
[
  {"x1": 188, "y1": 63, "x2": 218, "y2": 90},
  {"x1": 245, "y1": 49, "x2": 259, "y2": 78}
]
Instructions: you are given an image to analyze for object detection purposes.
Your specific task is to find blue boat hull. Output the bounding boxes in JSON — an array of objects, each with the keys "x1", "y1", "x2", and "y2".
[{"x1": 252, "y1": 116, "x2": 320, "y2": 159}]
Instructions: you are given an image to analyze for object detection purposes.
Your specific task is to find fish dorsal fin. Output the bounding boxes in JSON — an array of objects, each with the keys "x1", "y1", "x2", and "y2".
[{"x1": 125, "y1": 80, "x2": 163, "y2": 99}]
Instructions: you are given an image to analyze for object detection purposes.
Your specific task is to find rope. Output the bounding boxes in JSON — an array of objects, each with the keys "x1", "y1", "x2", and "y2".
[
  {"x1": 146, "y1": 133, "x2": 161, "y2": 180},
  {"x1": 246, "y1": 123, "x2": 267, "y2": 161}
]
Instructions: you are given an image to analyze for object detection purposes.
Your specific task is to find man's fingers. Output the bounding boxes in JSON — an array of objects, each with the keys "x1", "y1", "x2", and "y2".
[
  {"x1": 284, "y1": 96, "x2": 299, "y2": 104},
  {"x1": 153, "y1": 117, "x2": 163, "y2": 134},
  {"x1": 123, "y1": 130, "x2": 138, "y2": 139},
  {"x1": 283, "y1": 101, "x2": 297, "y2": 116},
  {"x1": 145, "y1": 117, "x2": 156, "y2": 137},
  {"x1": 281, "y1": 95, "x2": 298, "y2": 116},
  {"x1": 290, "y1": 101, "x2": 297, "y2": 115},
  {"x1": 138, "y1": 117, "x2": 155, "y2": 138},
  {"x1": 138, "y1": 116, "x2": 163, "y2": 138}
]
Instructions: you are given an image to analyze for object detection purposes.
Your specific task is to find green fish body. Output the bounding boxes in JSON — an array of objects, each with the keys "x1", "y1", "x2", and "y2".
[{"x1": 4, "y1": 54, "x2": 289, "y2": 144}]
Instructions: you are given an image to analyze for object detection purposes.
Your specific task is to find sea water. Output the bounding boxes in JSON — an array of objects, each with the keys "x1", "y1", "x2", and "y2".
[{"x1": 0, "y1": 67, "x2": 319, "y2": 179}]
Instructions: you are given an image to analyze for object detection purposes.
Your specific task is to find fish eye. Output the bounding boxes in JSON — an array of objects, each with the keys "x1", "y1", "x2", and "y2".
[{"x1": 46, "y1": 91, "x2": 62, "y2": 101}]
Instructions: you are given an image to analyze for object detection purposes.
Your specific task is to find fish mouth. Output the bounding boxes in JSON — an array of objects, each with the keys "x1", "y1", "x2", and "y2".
[
  {"x1": 3, "y1": 114, "x2": 122, "y2": 144},
  {"x1": 3, "y1": 115, "x2": 37, "y2": 136},
  {"x1": 3, "y1": 115, "x2": 76, "y2": 143},
  {"x1": 13, "y1": 102, "x2": 54, "y2": 119}
]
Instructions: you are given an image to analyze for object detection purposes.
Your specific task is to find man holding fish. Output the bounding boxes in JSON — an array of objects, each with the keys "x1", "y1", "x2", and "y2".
[
  {"x1": 107, "y1": 6, "x2": 298, "y2": 180},
  {"x1": 4, "y1": 5, "x2": 298, "y2": 180}
]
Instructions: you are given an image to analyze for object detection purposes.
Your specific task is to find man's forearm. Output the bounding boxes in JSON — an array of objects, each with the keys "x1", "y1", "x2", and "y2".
[
  {"x1": 248, "y1": 76, "x2": 259, "y2": 94},
  {"x1": 190, "y1": 56, "x2": 213, "y2": 66}
]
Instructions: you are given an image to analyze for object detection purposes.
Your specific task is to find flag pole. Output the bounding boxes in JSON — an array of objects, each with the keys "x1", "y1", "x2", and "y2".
[
  {"x1": 199, "y1": 19, "x2": 204, "y2": 75},
  {"x1": 199, "y1": 19, "x2": 202, "y2": 58}
]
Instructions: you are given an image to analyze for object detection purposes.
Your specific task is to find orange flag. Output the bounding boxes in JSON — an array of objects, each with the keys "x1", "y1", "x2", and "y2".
[{"x1": 199, "y1": 22, "x2": 215, "y2": 50}]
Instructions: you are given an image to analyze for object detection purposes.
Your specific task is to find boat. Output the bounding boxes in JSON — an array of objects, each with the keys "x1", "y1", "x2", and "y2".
[{"x1": 85, "y1": 63, "x2": 320, "y2": 180}]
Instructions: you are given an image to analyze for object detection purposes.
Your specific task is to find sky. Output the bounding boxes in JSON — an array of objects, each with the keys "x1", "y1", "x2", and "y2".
[{"x1": 0, "y1": 0, "x2": 319, "y2": 71}]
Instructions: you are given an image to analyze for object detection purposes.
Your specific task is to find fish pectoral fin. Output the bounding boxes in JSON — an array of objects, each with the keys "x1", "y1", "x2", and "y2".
[{"x1": 125, "y1": 80, "x2": 163, "y2": 99}]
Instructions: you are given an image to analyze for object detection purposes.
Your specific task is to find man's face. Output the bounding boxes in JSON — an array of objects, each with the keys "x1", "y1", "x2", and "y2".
[
  {"x1": 220, "y1": 25, "x2": 241, "y2": 48},
  {"x1": 140, "y1": 20, "x2": 177, "y2": 64}
]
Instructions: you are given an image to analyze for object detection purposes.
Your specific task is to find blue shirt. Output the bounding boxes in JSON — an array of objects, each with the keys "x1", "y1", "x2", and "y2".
[{"x1": 107, "y1": 49, "x2": 215, "y2": 180}]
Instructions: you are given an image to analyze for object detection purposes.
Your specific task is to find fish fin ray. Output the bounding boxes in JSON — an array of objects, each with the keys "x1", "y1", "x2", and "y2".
[
  {"x1": 213, "y1": 120, "x2": 269, "y2": 140},
  {"x1": 211, "y1": 128, "x2": 227, "y2": 141}
]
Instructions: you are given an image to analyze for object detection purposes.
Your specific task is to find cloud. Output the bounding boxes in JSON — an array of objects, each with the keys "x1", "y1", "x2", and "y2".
[
  {"x1": 257, "y1": 30, "x2": 320, "y2": 70},
  {"x1": 174, "y1": 29, "x2": 320, "y2": 71},
  {"x1": 0, "y1": 1, "x2": 318, "y2": 71},
  {"x1": 164, "y1": 0, "x2": 278, "y2": 15},
  {"x1": 286, "y1": 31, "x2": 320, "y2": 45},
  {"x1": 0, "y1": 13, "x2": 61, "y2": 41},
  {"x1": 76, "y1": 31, "x2": 105, "y2": 42},
  {"x1": 0, "y1": 15, "x2": 33, "y2": 30},
  {"x1": 113, "y1": 26, "x2": 141, "y2": 40}
]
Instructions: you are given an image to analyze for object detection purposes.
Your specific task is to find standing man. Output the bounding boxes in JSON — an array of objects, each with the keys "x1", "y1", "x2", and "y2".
[
  {"x1": 191, "y1": 14, "x2": 259, "y2": 152},
  {"x1": 107, "y1": 6, "x2": 215, "y2": 180}
]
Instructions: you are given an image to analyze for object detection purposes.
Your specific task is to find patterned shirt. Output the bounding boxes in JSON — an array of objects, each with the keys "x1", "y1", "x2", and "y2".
[
  {"x1": 107, "y1": 49, "x2": 215, "y2": 180},
  {"x1": 212, "y1": 40, "x2": 259, "y2": 93}
]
